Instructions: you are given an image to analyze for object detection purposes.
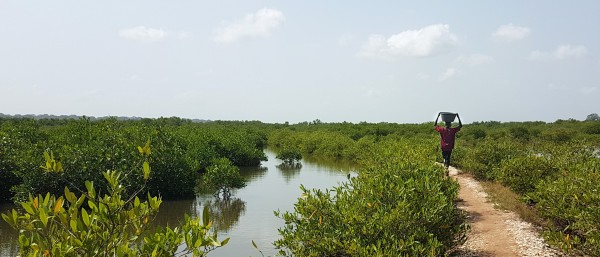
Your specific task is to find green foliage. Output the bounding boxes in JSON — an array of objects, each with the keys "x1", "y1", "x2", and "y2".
[
  {"x1": 582, "y1": 122, "x2": 600, "y2": 135},
  {"x1": 201, "y1": 158, "x2": 246, "y2": 199},
  {"x1": 0, "y1": 131, "x2": 21, "y2": 202},
  {"x1": 471, "y1": 128, "x2": 487, "y2": 139},
  {"x1": 541, "y1": 128, "x2": 575, "y2": 143},
  {"x1": 509, "y1": 126, "x2": 530, "y2": 141},
  {"x1": 497, "y1": 155, "x2": 559, "y2": 195},
  {"x1": 585, "y1": 113, "x2": 600, "y2": 121},
  {"x1": 274, "y1": 139, "x2": 468, "y2": 256},
  {"x1": 0, "y1": 118, "x2": 268, "y2": 202},
  {"x1": 454, "y1": 139, "x2": 524, "y2": 180},
  {"x1": 453, "y1": 120, "x2": 600, "y2": 255},
  {"x1": 276, "y1": 148, "x2": 302, "y2": 165},
  {"x1": 1, "y1": 167, "x2": 228, "y2": 256},
  {"x1": 527, "y1": 159, "x2": 600, "y2": 255}
]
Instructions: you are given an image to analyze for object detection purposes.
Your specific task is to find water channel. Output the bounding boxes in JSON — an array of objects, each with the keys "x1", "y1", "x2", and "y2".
[{"x1": 0, "y1": 149, "x2": 355, "y2": 257}]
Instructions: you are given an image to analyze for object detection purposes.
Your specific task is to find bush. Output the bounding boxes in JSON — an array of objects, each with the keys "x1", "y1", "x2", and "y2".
[
  {"x1": 276, "y1": 148, "x2": 302, "y2": 165},
  {"x1": 2, "y1": 150, "x2": 229, "y2": 256},
  {"x1": 583, "y1": 123, "x2": 600, "y2": 135},
  {"x1": 528, "y1": 159, "x2": 600, "y2": 255},
  {"x1": 455, "y1": 140, "x2": 524, "y2": 180},
  {"x1": 510, "y1": 127, "x2": 530, "y2": 141},
  {"x1": 274, "y1": 140, "x2": 468, "y2": 256},
  {"x1": 541, "y1": 128, "x2": 576, "y2": 143},
  {"x1": 201, "y1": 158, "x2": 246, "y2": 199},
  {"x1": 0, "y1": 118, "x2": 268, "y2": 202},
  {"x1": 471, "y1": 128, "x2": 487, "y2": 139},
  {"x1": 498, "y1": 155, "x2": 559, "y2": 195}
]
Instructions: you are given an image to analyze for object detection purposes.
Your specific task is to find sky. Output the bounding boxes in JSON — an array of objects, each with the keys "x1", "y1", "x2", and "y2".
[{"x1": 1, "y1": 1, "x2": 599, "y2": 124}]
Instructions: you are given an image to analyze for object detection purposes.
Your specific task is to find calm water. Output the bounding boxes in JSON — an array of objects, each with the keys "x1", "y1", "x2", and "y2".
[{"x1": 0, "y1": 149, "x2": 354, "y2": 257}]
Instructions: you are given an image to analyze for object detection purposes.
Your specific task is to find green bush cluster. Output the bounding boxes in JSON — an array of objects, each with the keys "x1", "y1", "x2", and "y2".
[
  {"x1": 497, "y1": 155, "x2": 559, "y2": 195},
  {"x1": 2, "y1": 158, "x2": 229, "y2": 256},
  {"x1": 200, "y1": 158, "x2": 246, "y2": 199},
  {"x1": 453, "y1": 139, "x2": 524, "y2": 180},
  {"x1": 453, "y1": 120, "x2": 600, "y2": 256},
  {"x1": 529, "y1": 158, "x2": 600, "y2": 254},
  {"x1": 275, "y1": 148, "x2": 303, "y2": 165},
  {"x1": 0, "y1": 118, "x2": 268, "y2": 202},
  {"x1": 271, "y1": 129, "x2": 468, "y2": 256},
  {"x1": 269, "y1": 122, "x2": 436, "y2": 161}
]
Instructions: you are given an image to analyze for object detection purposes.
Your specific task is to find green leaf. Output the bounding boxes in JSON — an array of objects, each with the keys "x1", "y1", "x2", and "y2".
[
  {"x1": 65, "y1": 187, "x2": 76, "y2": 203},
  {"x1": 1, "y1": 213, "x2": 13, "y2": 227},
  {"x1": 19, "y1": 234, "x2": 29, "y2": 248},
  {"x1": 88, "y1": 201, "x2": 97, "y2": 212},
  {"x1": 221, "y1": 237, "x2": 230, "y2": 246},
  {"x1": 70, "y1": 219, "x2": 78, "y2": 231},
  {"x1": 143, "y1": 161, "x2": 150, "y2": 180},
  {"x1": 252, "y1": 239, "x2": 258, "y2": 249},
  {"x1": 39, "y1": 207, "x2": 48, "y2": 227},
  {"x1": 82, "y1": 209, "x2": 90, "y2": 227},
  {"x1": 202, "y1": 206, "x2": 210, "y2": 227},
  {"x1": 151, "y1": 245, "x2": 158, "y2": 257},
  {"x1": 21, "y1": 202, "x2": 35, "y2": 215},
  {"x1": 85, "y1": 181, "x2": 95, "y2": 198},
  {"x1": 43, "y1": 192, "x2": 50, "y2": 206}
]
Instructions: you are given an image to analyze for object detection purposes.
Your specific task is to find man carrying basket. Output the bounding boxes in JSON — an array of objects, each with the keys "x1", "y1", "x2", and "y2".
[{"x1": 434, "y1": 112, "x2": 462, "y2": 170}]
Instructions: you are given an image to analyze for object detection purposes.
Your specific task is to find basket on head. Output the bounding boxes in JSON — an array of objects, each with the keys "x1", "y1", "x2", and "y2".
[{"x1": 440, "y1": 112, "x2": 457, "y2": 122}]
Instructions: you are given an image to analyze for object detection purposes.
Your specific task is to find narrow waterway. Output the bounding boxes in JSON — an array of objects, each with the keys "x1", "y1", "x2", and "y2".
[{"x1": 0, "y1": 149, "x2": 354, "y2": 257}]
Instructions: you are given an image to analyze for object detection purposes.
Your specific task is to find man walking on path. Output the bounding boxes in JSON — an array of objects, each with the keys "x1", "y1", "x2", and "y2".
[{"x1": 435, "y1": 112, "x2": 462, "y2": 170}]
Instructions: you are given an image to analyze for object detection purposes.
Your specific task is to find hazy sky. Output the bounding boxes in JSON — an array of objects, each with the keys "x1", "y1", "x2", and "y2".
[{"x1": 1, "y1": 1, "x2": 598, "y2": 123}]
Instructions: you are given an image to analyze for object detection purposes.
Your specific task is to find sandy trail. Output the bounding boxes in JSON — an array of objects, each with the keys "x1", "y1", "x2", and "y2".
[{"x1": 448, "y1": 166, "x2": 563, "y2": 257}]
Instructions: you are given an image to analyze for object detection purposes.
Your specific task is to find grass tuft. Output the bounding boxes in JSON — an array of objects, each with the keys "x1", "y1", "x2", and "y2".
[{"x1": 480, "y1": 181, "x2": 546, "y2": 227}]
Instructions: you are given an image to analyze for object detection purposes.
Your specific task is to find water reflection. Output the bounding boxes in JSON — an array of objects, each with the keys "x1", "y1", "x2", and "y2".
[
  {"x1": 203, "y1": 198, "x2": 246, "y2": 232},
  {"x1": 276, "y1": 163, "x2": 302, "y2": 183},
  {"x1": 0, "y1": 203, "x2": 18, "y2": 257},
  {"x1": 0, "y1": 149, "x2": 355, "y2": 257},
  {"x1": 152, "y1": 198, "x2": 202, "y2": 228},
  {"x1": 240, "y1": 166, "x2": 268, "y2": 180}
]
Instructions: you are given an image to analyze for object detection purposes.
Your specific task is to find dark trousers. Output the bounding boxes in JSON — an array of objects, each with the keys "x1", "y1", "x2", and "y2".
[{"x1": 442, "y1": 150, "x2": 452, "y2": 167}]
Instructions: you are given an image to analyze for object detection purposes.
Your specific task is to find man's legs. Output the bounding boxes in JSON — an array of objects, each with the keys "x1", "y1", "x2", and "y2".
[{"x1": 442, "y1": 150, "x2": 452, "y2": 167}]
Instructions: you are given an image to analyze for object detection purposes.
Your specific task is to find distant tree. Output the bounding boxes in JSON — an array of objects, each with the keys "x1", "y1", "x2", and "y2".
[
  {"x1": 510, "y1": 127, "x2": 530, "y2": 141},
  {"x1": 203, "y1": 158, "x2": 246, "y2": 199},
  {"x1": 472, "y1": 128, "x2": 487, "y2": 139},
  {"x1": 276, "y1": 148, "x2": 303, "y2": 165},
  {"x1": 586, "y1": 113, "x2": 600, "y2": 121}
]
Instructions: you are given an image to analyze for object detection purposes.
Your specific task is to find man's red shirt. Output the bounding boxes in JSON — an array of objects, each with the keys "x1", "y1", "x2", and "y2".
[{"x1": 435, "y1": 126, "x2": 460, "y2": 151}]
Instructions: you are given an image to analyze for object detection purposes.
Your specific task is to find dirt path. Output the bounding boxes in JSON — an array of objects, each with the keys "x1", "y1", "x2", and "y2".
[{"x1": 448, "y1": 166, "x2": 563, "y2": 257}]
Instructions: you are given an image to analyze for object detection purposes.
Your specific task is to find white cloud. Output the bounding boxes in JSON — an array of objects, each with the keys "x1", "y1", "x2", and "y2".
[
  {"x1": 455, "y1": 54, "x2": 495, "y2": 66},
  {"x1": 119, "y1": 26, "x2": 167, "y2": 42},
  {"x1": 360, "y1": 24, "x2": 458, "y2": 59},
  {"x1": 177, "y1": 31, "x2": 193, "y2": 40},
  {"x1": 439, "y1": 68, "x2": 459, "y2": 81},
  {"x1": 338, "y1": 34, "x2": 356, "y2": 46},
  {"x1": 580, "y1": 86, "x2": 597, "y2": 94},
  {"x1": 530, "y1": 45, "x2": 588, "y2": 60},
  {"x1": 416, "y1": 72, "x2": 430, "y2": 80},
  {"x1": 492, "y1": 24, "x2": 530, "y2": 42},
  {"x1": 554, "y1": 45, "x2": 588, "y2": 59},
  {"x1": 214, "y1": 8, "x2": 284, "y2": 43}
]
